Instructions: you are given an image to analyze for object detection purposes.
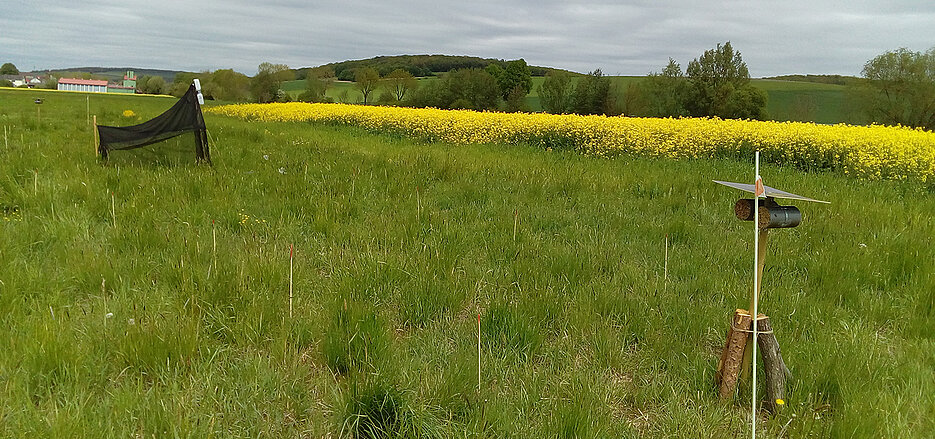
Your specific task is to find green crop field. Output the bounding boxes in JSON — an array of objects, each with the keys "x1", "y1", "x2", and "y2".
[
  {"x1": 283, "y1": 76, "x2": 853, "y2": 124},
  {"x1": 750, "y1": 80, "x2": 855, "y2": 125},
  {"x1": 1, "y1": 88, "x2": 932, "y2": 437}
]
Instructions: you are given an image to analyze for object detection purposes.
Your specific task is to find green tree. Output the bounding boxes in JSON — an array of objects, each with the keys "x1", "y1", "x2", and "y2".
[
  {"x1": 487, "y1": 59, "x2": 532, "y2": 100},
  {"x1": 620, "y1": 82, "x2": 649, "y2": 116},
  {"x1": 859, "y1": 47, "x2": 935, "y2": 130},
  {"x1": 251, "y1": 63, "x2": 293, "y2": 103},
  {"x1": 683, "y1": 42, "x2": 767, "y2": 119},
  {"x1": 447, "y1": 68, "x2": 501, "y2": 111},
  {"x1": 0, "y1": 79, "x2": 12, "y2": 88},
  {"x1": 384, "y1": 69, "x2": 418, "y2": 102},
  {"x1": 538, "y1": 71, "x2": 575, "y2": 114},
  {"x1": 405, "y1": 68, "x2": 500, "y2": 110},
  {"x1": 642, "y1": 58, "x2": 688, "y2": 117},
  {"x1": 209, "y1": 69, "x2": 250, "y2": 101},
  {"x1": 572, "y1": 69, "x2": 616, "y2": 115},
  {"x1": 406, "y1": 79, "x2": 452, "y2": 109},
  {"x1": 298, "y1": 73, "x2": 332, "y2": 103},
  {"x1": 1, "y1": 63, "x2": 19, "y2": 75},
  {"x1": 138, "y1": 75, "x2": 167, "y2": 94},
  {"x1": 354, "y1": 67, "x2": 381, "y2": 104},
  {"x1": 504, "y1": 85, "x2": 530, "y2": 113}
]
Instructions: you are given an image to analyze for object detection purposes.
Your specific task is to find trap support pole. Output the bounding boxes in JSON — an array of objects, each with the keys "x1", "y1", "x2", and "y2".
[{"x1": 715, "y1": 198, "x2": 793, "y2": 413}]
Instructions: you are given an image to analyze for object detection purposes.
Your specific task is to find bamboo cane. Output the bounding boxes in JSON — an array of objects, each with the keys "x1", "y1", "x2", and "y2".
[
  {"x1": 92, "y1": 115, "x2": 98, "y2": 157},
  {"x1": 289, "y1": 244, "x2": 294, "y2": 318},
  {"x1": 477, "y1": 313, "x2": 482, "y2": 392}
]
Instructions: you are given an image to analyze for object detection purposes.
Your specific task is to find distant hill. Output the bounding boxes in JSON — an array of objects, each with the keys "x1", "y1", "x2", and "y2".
[
  {"x1": 27, "y1": 67, "x2": 183, "y2": 82},
  {"x1": 297, "y1": 54, "x2": 576, "y2": 81}
]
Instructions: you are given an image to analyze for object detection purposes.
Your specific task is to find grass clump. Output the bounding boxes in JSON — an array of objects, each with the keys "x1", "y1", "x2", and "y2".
[
  {"x1": 323, "y1": 298, "x2": 391, "y2": 376},
  {"x1": 341, "y1": 379, "x2": 410, "y2": 439}
]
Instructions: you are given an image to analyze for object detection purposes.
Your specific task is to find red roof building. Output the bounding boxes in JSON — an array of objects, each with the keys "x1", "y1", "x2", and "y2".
[{"x1": 57, "y1": 77, "x2": 108, "y2": 93}]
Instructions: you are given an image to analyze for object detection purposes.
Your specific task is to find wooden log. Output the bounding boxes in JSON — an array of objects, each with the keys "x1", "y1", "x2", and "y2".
[
  {"x1": 757, "y1": 316, "x2": 791, "y2": 413},
  {"x1": 716, "y1": 309, "x2": 752, "y2": 399}
]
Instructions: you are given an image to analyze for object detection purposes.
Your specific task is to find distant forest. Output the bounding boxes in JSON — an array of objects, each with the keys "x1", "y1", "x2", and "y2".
[{"x1": 296, "y1": 55, "x2": 570, "y2": 81}]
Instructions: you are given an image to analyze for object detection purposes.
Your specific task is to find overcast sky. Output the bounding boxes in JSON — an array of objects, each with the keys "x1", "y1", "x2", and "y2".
[{"x1": 2, "y1": 0, "x2": 933, "y2": 77}]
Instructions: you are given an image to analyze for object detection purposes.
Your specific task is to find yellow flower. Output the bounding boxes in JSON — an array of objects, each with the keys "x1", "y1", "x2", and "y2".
[
  {"x1": 122, "y1": 109, "x2": 136, "y2": 118},
  {"x1": 776, "y1": 399, "x2": 785, "y2": 406},
  {"x1": 207, "y1": 103, "x2": 935, "y2": 183}
]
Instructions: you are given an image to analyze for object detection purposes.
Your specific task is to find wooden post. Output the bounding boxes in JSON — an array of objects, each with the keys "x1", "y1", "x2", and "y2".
[
  {"x1": 92, "y1": 115, "x2": 99, "y2": 157},
  {"x1": 716, "y1": 309, "x2": 752, "y2": 399},
  {"x1": 741, "y1": 228, "x2": 769, "y2": 384},
  {"x1": 757, "y1": 316, "x2": 790, "y2": 413},
  {"x1": 513, "y1": 209, "x2": 518, "y2": 242},
  {"x1": 752, "y1": 228, "x2": 769, "y2": 312}
]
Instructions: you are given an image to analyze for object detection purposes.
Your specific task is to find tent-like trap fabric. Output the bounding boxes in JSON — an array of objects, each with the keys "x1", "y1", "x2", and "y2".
[{"x1": 97, "y1": 83, "x2": 210, "y2": 163}]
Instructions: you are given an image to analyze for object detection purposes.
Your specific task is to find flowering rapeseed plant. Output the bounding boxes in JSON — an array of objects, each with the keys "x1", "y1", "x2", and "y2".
[{"x1": 208, "y1": 103, "x2": 935, "y2": 182}]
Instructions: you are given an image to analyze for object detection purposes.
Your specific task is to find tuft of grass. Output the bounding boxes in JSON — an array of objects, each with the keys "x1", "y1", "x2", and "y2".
[
  {"x1": 341, "y1": 378, "x2": 409, "y2": 439},
  {"x1": 322, "y1": 298, "x2": 392, "y2": 376}
]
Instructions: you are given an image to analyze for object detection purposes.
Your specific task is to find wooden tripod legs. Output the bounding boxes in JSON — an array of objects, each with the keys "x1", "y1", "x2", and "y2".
[{"x1": 715, "y1": 309, "x2": 791, "y2": 412}]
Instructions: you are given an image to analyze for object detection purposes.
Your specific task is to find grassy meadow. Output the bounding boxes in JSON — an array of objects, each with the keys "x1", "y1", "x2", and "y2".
[{"x1": 1, "y1": 88, "x2": 933, "y2": 438}]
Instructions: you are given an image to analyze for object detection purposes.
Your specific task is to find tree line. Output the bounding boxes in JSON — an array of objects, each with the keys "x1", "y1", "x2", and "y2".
[{"x1": 4, "y1": 44, "x2": 933, "y2": 130}]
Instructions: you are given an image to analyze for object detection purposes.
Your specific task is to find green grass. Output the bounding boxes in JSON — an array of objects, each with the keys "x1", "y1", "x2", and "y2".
[
  {"x1": 1, "y1": 88, "x2": 933, "y2": 437},
  {"x1": 751, "y1": 80, "x2": 856, "y2": 124}
]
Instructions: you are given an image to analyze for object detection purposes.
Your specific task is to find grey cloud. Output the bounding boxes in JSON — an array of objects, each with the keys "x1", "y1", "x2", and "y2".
[{"x1": 2, "y1": 0, "x2": 933, "y2": 76}]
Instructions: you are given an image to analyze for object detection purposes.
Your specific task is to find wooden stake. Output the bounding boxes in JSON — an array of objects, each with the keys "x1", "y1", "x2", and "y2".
[
  {"x1": 756, "y1": 316, "x2": 790, "y2": 413},
  {"x1": 716, "y1": 309, "x2": 752, "y2": 399},
  {"x1": 34, "y1": 170, "x2": 38, "y2": 195},
  {"x1": 111, "y1": 192, "x2": 116, "y2": 229},
  {"x1": 513, "y1": 209, "x2": 518, "y2": 242},
  {"x1": 289, "y1": 244, "x2": 294, "y2": 318},
  {"x1": 477, "y1": 313, "x2": 482, "y2": 392},
  {"x1": 93, "y1": 115, "x2": 98, "y2": 157},
  {"x1": 87, "y1": 95, "x2": 90, "y2": 125},
  {"x1": 751, "y1": 229, "x2": 769, "y2": 314},
  {"x1": 416, "y1": 186, "x2": 421, "y2": 222},
  {"x1": 212, "y1": 219, "x2": 217, "y2": 272},
  {"x1": 741, "y1": 229, "x2": 769, "y2": 385}
]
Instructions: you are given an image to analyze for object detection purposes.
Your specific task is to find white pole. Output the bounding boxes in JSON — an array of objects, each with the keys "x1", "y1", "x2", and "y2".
[
  {"x1": 477, "y1": 313, "x2": 482, "y2": 392},
  {"x1": 289, "y1": 244, "x2": 294, "y2": 318},
  {"x1": 664, "y1": 233, "x2": 669, "y2": 293},
  {"x1": 751, "y1": 151, "x2": 760, "y2": 439}
]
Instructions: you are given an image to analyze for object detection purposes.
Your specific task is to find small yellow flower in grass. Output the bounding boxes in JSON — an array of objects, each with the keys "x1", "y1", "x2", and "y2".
[
  {"x1": 776, "y1": 399, "x2": 785, "y2": 406},
  {"x1": 122, "y1": 109, "x2": 136, "y2": 118}
]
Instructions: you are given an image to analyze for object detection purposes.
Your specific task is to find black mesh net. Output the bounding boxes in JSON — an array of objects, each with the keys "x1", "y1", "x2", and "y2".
[{"x1": 97, "y1": 84, "x2": 210, "y2": 164}]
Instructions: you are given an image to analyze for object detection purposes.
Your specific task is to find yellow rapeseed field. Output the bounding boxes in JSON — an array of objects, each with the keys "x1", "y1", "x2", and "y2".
[{"x1": 207, "y1": 103, "x2": 935, "y2": 182}]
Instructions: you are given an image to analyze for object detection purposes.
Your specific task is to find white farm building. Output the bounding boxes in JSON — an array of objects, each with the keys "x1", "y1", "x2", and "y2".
[{"x1": 57, "y1": 78, "x2": 108, "y2": 93}]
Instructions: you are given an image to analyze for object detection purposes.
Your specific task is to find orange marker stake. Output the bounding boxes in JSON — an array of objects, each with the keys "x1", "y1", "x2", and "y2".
[{"x1": 289, "y1": 244, "x2": 294, "y2": 318}]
